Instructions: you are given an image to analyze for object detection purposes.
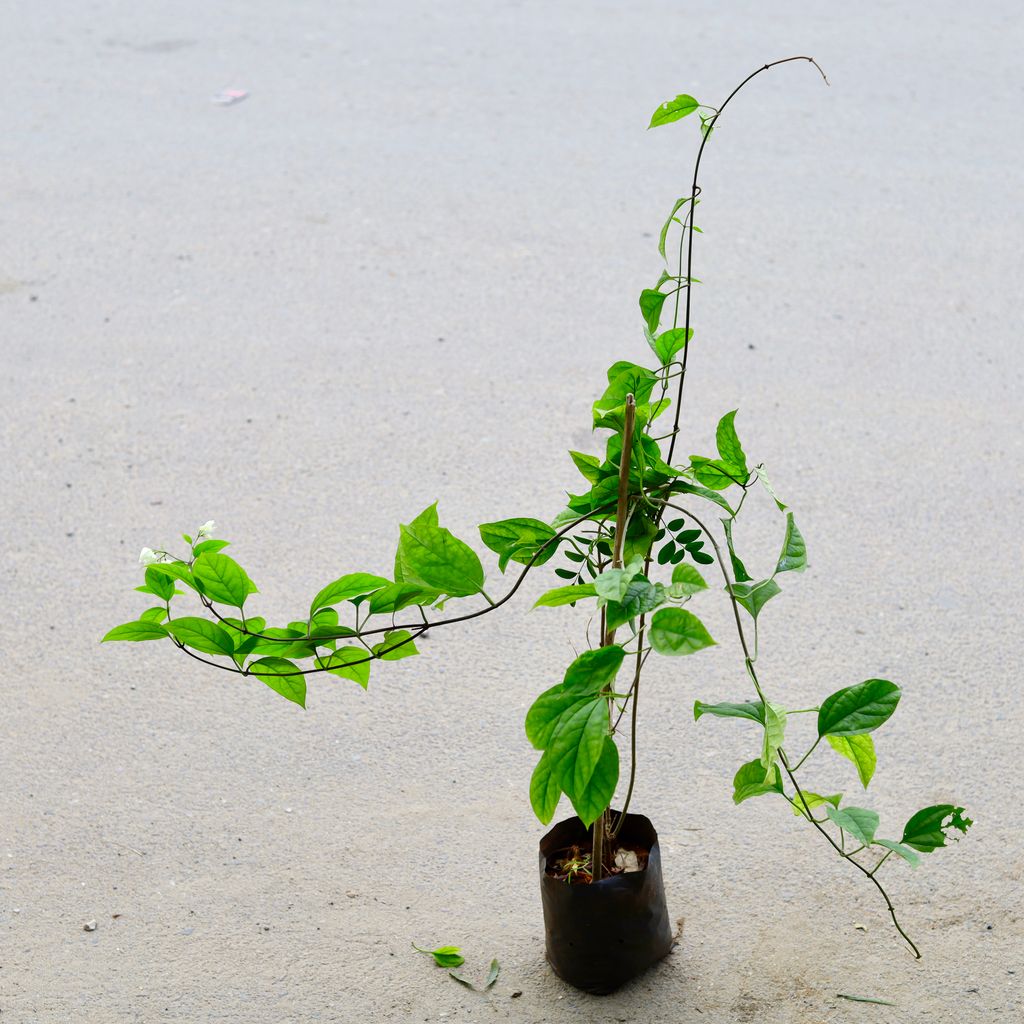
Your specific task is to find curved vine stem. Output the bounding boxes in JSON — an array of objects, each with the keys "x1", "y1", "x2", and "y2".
[
  {"x1": 658, "y1": 498, "x2": 921, "y2": 958},
  {"x1": 664, "y1": 55, "x2": 828, "y2": 468}
]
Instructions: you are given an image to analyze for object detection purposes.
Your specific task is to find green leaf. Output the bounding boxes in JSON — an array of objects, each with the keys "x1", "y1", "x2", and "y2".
[
  {"x1": 873, "y1": 839, "x2": 921, "y2": 868},
  {"x1": 568, "y1": 736, "x2": 618, "y2": 827},
  {"x1": 817, "y1": 679, "x2": 901, "y2": 738},
  {"x1": 248, "y1": 627, "x2": 316, "y2": 659},
  {"x1": 144, "y1": 566, "x2": 176, "y2": 601},
  {"x1": 694, "y1": 700, "x2": 764, "y2": 724},
  {"x1": 761, "y1": 703, "x2": 787, "y2": 770},
  {"x1": 478, "y1": 518, "x2": 558, "y2": 572},
  {"x1": 651, "y1": 327, "x2": 692, "y2": 366},
  {"x1": 598, "y1": 363, "x2": 659, "y2": 410},
  {"x1": 827, "y1": 734, "x2": 877, "y2": 788},
  {"x1": 669, "y1": 481, "x2": 735, "y2": 514},
  {"x1": 530, "y1": 751, "x2": 562, "y2": 825},
  {"x1": 791, "y1": 791, "x2": 842, "y2": 819},
  {"x1": 639, "y1": 288, "x2": 668, "y2": 334},
  {"x1": 547, "y1": 696, "x2": 610, "y2": 801},
  {"x1": 533, "y1": 583, "x2": 598, "y2": 608},
  {"x1": 102, "y1": 620, "x2": 169, "y2": 643},
  {"x1": 562, "y1": 645, "x2": 625, "y2": 694},
  {"x1": 248, "y1": 657, "x2": 306, "y2": 708},
  {"x1": 722, "y1": 517, "x2": 752, "y2": 583},
  {"x1": 755, "y1": 465, "x2": 787, "y2": 511},
  {"x1": 657, "y1": 197, "x2": 691, "y2": 261},
  {"x1": 670, "y1": 563, "x2": 707, "y2": 598},
  {"x1": 165, "y1": 617, "x2": 234, "y2": 657},
  {"x1": 825, "y1": 805, "x2": 879, "y2": 846},
  {"x1": 192, "y1": 552, "x2": 254, "y2": 608},
  {"x1": 648, "y1": 607, "x2": 715, "y2": 656},
  {"x1": 525, "y1": 685, "x2": 592, "y2": 750},
  {"x1": 569, "y1": 450, "x2": 602, "y2": 485},
  {"x1": 397, "y1": 504, "x2": 484, "y2": 598},
  {"x1": 728, "y1": 578, "x2": 781, "y2": 620},
  {"x1": 690, "y1": 456, "x2": 743, "y2": 490},
  {"x1": 604, "y1": 578, "x2": 666, "y2": 630},
  {"x1": 412, "y1": 944, "x2": 465, "y2": 969},
  {"x1": 594, "y1": 562, "x2": 643, "y2": 603},
  {"x1": 139, "y1": 607, "x2": 167, "y2": 624},
  {"x1": 649, "y1": 93, "x2": 700, "y2": 129},
  {"x1": 715, "y1": 410, "x2": 748, "y2": 477},
  {"x1": 733, "y1": 760, "x2": 783, "y2": 804},
  {"x1": 148, "y1": 561, "x2": 199, "y2": 592},
  {"x1": 310, "y1": 572, "x2": 389, "y2": 616},
  {"x1": 367, "y1": 582, "x2": 439, "y2": 614},
  {"x1": 315, "y1": 647, "x2": 371, "y2": 688},
  {"x1": 900, "y1": 805, "x2": 973, "y2": 853},
  {"x1": 374, "y1": 629, "x2": 419, "y2": 661},
  {"x1": 775, "y1": 512, "x2": 807, "y2": 574},
  {"x1": 193, "y1": 538, "x2": 230, "y2": 556}
]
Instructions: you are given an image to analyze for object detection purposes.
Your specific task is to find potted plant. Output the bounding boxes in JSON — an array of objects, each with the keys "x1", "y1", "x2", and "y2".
[{"x1": 104, "y1": 58, "x2": 971, "y2": 995}]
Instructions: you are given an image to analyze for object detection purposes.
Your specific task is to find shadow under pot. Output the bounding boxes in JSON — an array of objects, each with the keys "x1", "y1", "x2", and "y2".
[{"x1": 538, "y1": 811, "x2": 674, "y2": 995}]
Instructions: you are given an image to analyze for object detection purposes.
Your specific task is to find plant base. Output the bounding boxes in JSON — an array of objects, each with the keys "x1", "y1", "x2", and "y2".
[{"x1": 538, "y1": 811, "x2": 674, "y2": 994}]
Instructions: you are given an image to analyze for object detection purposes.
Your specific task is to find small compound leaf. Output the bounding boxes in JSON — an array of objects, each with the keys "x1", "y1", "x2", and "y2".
[
  {"x1": 165, "y1": 617, "x2": 234, "y2": 657},
  {"x1": 818, "y1": 679, "x2": 901, "y2": 738},
  {"x1": 827, "y1": 734, "x2": 877, "y2": 788},
  {"x1": 775, "y1": 512, "x2": 807, "y2": 574},
  {"x1": 733, "y1": 760, "x2": 784, "y2": 804},
  {"x1": 247, "y1": 657, "x2": 307, "y2": 708},
  {"x1": 825, "y1": 805, "x2": 880, "y2": 847},
  {"x1": 102, "y1": 620, "x2": 169, "y2": 643},
  {"x1": 900, "y1": 804, "x2": 973, "y2": 853},
  {"x1": 873, "y1": 839, "x2": 922, "y2": 868},
  {"x1": 534, "y1": 583, "x2": 598, "y2": 608},
  {"x1": 648, "y1": 607, "x2": 715, "y2": 656},
  {"x1": 649, "y1": 93, "x2": 700, "y2": 129},
  {"x1": 310, "y1": 572, "x2": 389, "y2": 616},
  {"x1": 530, "y1": 752, "x2": 562, "y2": 825}
]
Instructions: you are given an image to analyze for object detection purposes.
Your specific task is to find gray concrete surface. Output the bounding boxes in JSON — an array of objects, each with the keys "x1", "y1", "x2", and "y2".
[{"x1": 2, "y1": 2, "x2": 1021, "y2": 1021}]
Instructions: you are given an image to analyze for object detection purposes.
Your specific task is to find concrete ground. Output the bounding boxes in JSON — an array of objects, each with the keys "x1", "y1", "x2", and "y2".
[{"x1": 2, "y1": 2, "x2": 1021, "y2": 1021}]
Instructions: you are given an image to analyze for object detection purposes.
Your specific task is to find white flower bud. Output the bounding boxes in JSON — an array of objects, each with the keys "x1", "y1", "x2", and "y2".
[
  {"x1": 197, "y1": 520, "x2": 216, "y2": 538},
  {"x1": 139, "y1": 547, "x2": 160, "y2": 565}
]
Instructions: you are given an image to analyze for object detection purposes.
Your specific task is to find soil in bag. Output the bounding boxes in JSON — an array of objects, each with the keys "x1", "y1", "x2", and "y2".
[{"x1": 538, "y1": 811, "x2": 674, "y2": 994}]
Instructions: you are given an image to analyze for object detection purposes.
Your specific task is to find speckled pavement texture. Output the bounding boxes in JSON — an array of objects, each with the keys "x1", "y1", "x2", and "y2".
[{"x1": 1, "y1": 2, "x2": 1021, "y2": 1021}]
